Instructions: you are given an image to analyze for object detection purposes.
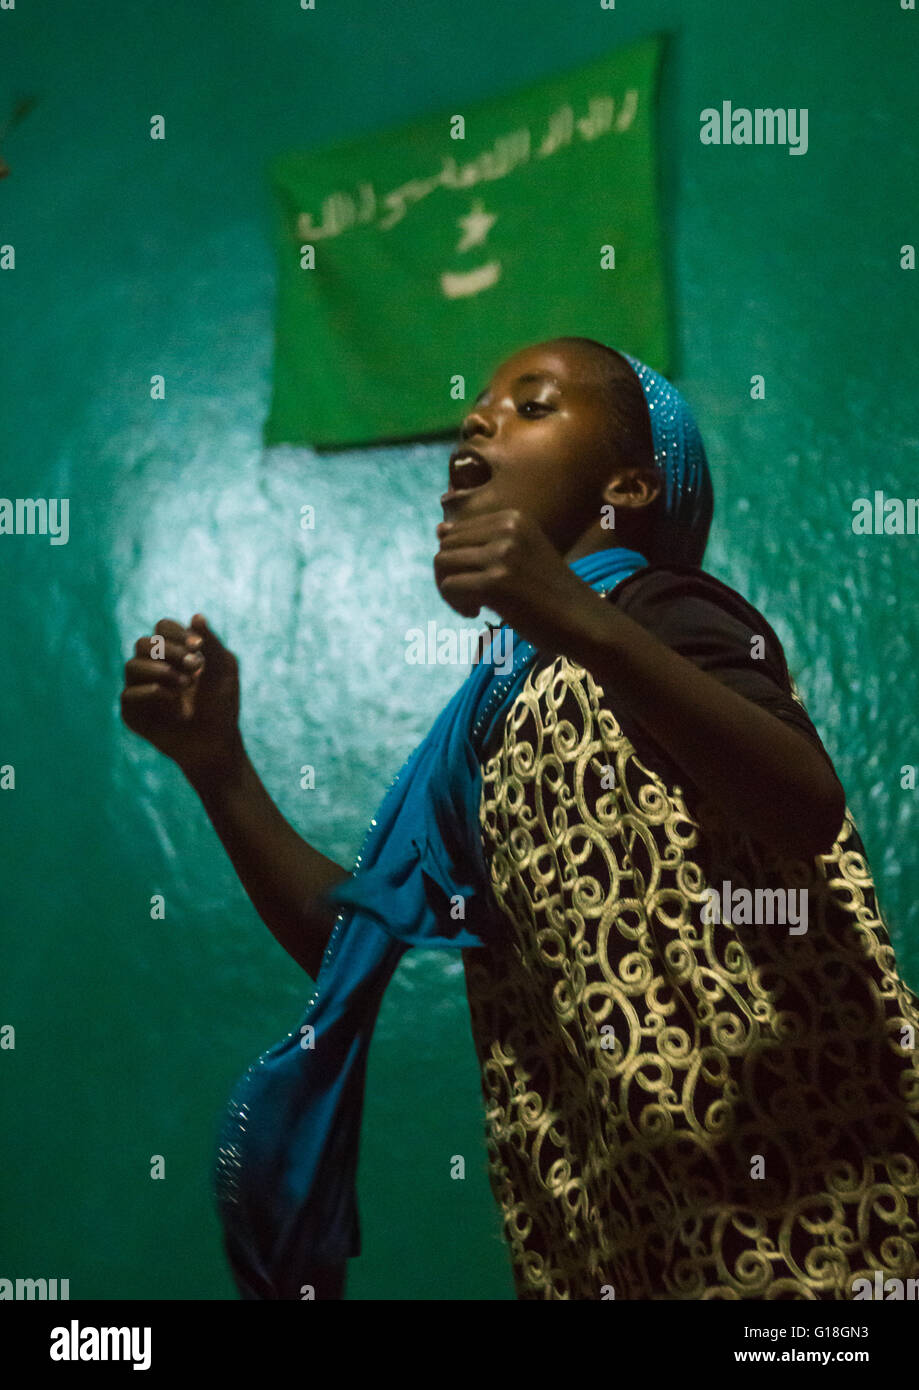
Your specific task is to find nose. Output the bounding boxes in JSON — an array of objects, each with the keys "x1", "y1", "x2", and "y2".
[{"x1": 459, "y1": 404, "x2": 495, "y2": 442}]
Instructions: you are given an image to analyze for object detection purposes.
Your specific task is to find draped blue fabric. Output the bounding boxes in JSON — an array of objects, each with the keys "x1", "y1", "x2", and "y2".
[{"x1": 212, "y1": 354, "x2": 714, "y2": 1298}]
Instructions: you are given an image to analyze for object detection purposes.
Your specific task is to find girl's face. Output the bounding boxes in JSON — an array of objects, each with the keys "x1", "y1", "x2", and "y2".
[{"x1": 443, "y1": 339, "x2": 652, "y2": 557}]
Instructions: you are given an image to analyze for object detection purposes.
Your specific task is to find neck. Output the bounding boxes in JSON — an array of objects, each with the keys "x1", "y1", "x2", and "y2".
[{"x1": 565, "y1": 533, "x2": 632, "y2": 564}]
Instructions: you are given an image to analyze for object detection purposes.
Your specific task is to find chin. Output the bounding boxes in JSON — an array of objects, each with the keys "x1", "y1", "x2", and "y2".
[{"x1": 442, "y1": 485, "x2": 495, "y2": 519}]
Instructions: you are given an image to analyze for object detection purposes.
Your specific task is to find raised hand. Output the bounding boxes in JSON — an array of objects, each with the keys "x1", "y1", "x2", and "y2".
[{"x1": 120, "y1": 613, "x2": 242, "y2": 778}]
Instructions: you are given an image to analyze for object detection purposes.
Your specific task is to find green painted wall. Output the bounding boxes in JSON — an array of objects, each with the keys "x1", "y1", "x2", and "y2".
[{"x1": 1, "y1": 0, "x2": 916, "y2": 1299}]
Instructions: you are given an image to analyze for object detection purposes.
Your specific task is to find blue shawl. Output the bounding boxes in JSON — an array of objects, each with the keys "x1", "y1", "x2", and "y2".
[{"x1": 212, "y1": 354, "x2": 713, "y2": 1297}]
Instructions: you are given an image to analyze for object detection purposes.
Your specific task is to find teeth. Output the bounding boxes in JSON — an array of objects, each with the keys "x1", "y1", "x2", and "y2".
[{"x1": 452, "y1": 453, "x2": 491, "y2": 489}]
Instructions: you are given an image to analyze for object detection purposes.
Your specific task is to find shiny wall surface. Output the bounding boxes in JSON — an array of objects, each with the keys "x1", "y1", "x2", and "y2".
[{"x1": 1, "y1": 1, "x2": 916, "y2": 1298}]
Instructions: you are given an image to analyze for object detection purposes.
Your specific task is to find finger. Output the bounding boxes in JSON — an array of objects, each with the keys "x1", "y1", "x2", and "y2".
[
  {"x1": 153, "y1": 618, "x2": 190, "y2": 642},
  {"x1": 436, "y1": 572, "x2": 494, "y2": 619},
  {"x1": 433, "y1": 543, "x2": 497, "y2": 577},
  {"x1": 121, "y1": 683, "x2": 184, "y2": 708},
  {"x1": 133, "y1": 637, "x2": 206, "y2": 678},
  {"x1": 124, "y1": 657, "x2": 193, "y2": 688},
  {"x1": 134, "y1": 635, "x2": 190, "y2": 663},
  {"x1": 190, "y1": 616, "x2": 237, "y2": 683},
  {"x1": 122, "y1": 682, "x2": 194, "y2": 726},
  {"x1": 436, "y1": 511, "x2": 519, "y2": 546}
]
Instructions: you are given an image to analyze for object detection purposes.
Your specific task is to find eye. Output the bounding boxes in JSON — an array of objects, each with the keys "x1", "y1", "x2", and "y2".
[{"x1": 518, "y1": 399, "x2": 553, "y2": 416}]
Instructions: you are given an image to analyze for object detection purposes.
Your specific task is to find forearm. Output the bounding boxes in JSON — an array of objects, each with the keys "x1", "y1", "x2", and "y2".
[
  {"x1": 567, "y1": 599, "x2": 846, "y2": 859},
  {"x1": 186, "y1": 737, "x2": 350, "y2": 978}
]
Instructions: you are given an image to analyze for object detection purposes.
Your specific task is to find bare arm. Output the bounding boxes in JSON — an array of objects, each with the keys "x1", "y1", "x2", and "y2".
[
  {"x1": 186, "y1": 736, "x2": 350, "y2": 979},
  {"x1": 121, "y1": 613, "x2": 351, "y2": 980}
]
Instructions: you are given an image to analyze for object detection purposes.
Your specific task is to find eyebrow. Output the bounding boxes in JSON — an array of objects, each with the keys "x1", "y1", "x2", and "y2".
[{"x1": 473, "y1": 371, "x2": 560, "y2": 406}]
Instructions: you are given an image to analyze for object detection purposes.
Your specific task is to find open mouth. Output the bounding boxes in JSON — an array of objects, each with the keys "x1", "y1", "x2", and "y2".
[{"x1": 442, "y1": 447, "x2": 493, "y2": 504}]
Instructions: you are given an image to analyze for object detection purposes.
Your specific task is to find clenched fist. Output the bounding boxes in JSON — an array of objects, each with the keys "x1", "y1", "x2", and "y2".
[
  {"x1": 434, "y1": 508, "x2": 607, "y2": 658},
  {"x1": 120, "y1": 613, "x2": 242, "y2": 779}
]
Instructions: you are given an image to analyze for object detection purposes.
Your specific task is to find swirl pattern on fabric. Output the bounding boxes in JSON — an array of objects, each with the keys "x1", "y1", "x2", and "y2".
[{"x1": 463, "y1": 656, "x2": 919, "y2": 1300}]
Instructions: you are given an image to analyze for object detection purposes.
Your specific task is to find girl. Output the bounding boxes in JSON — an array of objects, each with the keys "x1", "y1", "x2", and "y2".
[{"x1": 122, "y1": 336, "x2": 919, "y2": 1300}]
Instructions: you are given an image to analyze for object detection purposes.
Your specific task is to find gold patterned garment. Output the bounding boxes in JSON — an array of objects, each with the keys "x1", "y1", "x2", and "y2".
[{"x1": 462, "y1": 568, "x2": 919, "y2": 1300}]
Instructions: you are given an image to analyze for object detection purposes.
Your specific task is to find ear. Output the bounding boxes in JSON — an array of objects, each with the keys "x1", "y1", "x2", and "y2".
[{"x1": 602, "y1": 466, "x2": 662, "y2": 511}]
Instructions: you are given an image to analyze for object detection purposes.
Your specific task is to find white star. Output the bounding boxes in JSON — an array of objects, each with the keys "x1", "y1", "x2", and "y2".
[{"x1": 456, "y1": 199, "x2": 497, "y2": 252}]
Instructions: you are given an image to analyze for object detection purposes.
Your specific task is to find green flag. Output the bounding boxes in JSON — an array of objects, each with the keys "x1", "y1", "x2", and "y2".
[{"x1": 265, "y1": 34, "x2": 671, "y2": 449}]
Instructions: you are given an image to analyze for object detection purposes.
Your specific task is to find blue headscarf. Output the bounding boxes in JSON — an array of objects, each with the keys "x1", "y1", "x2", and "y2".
[
  {"x1": 620, "y1": 353, "x2": 713, "y2": 567},
  {"x1": 212, "y1": 354, "x2": 713, "y2": 1298}
]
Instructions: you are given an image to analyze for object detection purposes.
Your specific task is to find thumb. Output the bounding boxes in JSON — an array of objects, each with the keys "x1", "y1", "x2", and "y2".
[{"x1": 188, "y1": 613, "x2": 236, "y2": 678}]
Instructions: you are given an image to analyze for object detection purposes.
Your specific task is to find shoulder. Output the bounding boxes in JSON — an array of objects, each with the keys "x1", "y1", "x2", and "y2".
[
  {"x1": 611, "y1": 562, "x2": 773, "y2": 628},
  {"x1": 605, "y1": 562, "x2": 839, "y2": 772},
  {"x1": 608, "y1": 563, "x2": 792, "y2": 681}
]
